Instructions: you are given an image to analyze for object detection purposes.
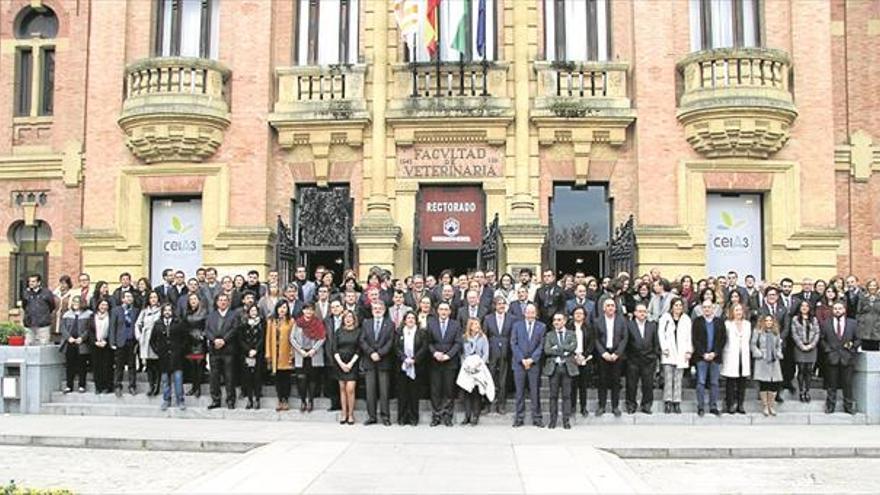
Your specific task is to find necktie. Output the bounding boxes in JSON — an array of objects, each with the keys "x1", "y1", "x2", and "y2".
[
  {"x1": 441, "y1": 320, "x2": 447, "y2": 339},
  {"x1": 374, "y1": 319, "x2": 381, "y2": 340},
  {"x1": 837, "y1": 318, "x2": 844, "y2": 339},
  {"x1": 527, "y1": 322, "x2": 533, "y2": 341},
  {"x1": 470, "y1": 307, "x2": 477, "y2": 318},
  {"x1": 557, "y1": 331, "x2": 563, "y2": 348},
  {"x1": 73, "y1": 314, "x2": 79, "y2": 338}
]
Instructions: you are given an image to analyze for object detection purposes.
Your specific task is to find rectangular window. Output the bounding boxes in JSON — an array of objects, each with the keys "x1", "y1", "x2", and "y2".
[
  {"x1": 408, "y1": 0, "x2": 496, "y2": 63},
  {"x1": 544, "y1": 0, "x2": 610, "y2": 62},
  {"x1": 14, "y1": 48, "x2": 33, "y2": 117},
  {"x1": 154, "y1": 0, "x2": 219, "y2": 58},
  {"x1": 690, "y1": 0, "x2": 761, "y2": 51},
  {"x1": 296, "y1": 0, "x2": 359, "y2": 65},
  {"x1": 40, "y1": 47, "x2": 54, "y2": 116}
]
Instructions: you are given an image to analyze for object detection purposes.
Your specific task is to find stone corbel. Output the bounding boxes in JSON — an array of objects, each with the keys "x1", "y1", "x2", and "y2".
[
  {"x1": 573, "y1": 141, "x2": 591, "y2": 186},
  {"x1": 277, "y1": 127, "x2": 364, "y2": 187}
]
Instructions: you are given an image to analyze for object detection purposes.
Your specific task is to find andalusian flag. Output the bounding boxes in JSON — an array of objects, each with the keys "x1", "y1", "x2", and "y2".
[
  {"x1": 424, "y1": 0, "x2": 441, "y2": 58},
  {"x1": 449, "y1": 0, "x2": 470, "y2": 57}
]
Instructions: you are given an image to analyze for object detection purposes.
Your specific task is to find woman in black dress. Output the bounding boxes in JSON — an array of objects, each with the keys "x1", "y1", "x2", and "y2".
[
  {"x1": 332, "y1": 310, "x2": 361, "y2": 425},
  {"x1": 181, "y1": 293, "x2": 207, "y2": 398}
]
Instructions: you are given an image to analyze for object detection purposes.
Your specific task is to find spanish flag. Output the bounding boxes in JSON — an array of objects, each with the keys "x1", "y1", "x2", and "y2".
[{"x1": 424, "y1": 0, "x2": 441, "y2": 58}]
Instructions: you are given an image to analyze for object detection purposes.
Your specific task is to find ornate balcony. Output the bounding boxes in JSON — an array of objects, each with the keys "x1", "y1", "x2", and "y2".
[
  {"x1": 532, "y1": 61, "x2": 635, "y2": 146},
  {"x1": 676, "y1": 47, "x2": 797, "y2": 159},
  {"x1": 118, "y1": 57, "x2": 230, "y2": 163},
  {"x1": 268, "y1": 65, "x2": 369, "y2": 186}
]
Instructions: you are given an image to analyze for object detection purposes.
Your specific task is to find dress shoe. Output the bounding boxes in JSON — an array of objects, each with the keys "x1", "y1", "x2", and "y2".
[
  {"x1": 775, "y1": 394, "x2": 784, "y2": 404},
  {"x1": 444, "y1": 417, "x2": 453, "y2": 427},
  {"x1": 710, "y1": 408, "x2": 721, "y2": 417},
  {"x1": 382, "y1": 419, "x2": 392, "y2": 426},
  {"x1": 736, "y1": 404, "x2": 746, "y2": 415},
  {"x1": 430, "y1": 418, "x2": 441, "y2": 427},
  {"x1": 245, "y1": 399, "x2": 253, "y2": 410},
  {"x1": 612, "y1": 407, "x2": 622, "y2": 417},
  {"x1": 194, "y1": 388, "x2": 201, "y2": 398},
  {"x1": 63, "y1": 387, "x2": 72, "y2": 394},
  {"x1": 697, "y1": 408, "x2": 705, "y2": 417},
  {"x1": 307, "y1": 400, "x2": 314, "y2": 413},
  {"x1": 300, "y1": 401, "x2": 308, "y2": 412},
  {"x1": 640, "y1": 405, "x2": 653, "y2": 415},
  {"x1": 726, "y1": 403, "x2": 736, "y2": 414},
  {"x1": 254, "y1": 399, "x2": 261, "y2": 410},
  {"x1": 364, "y1": 418, "x2": 378, "y2": 426},
  {"x1": 227, "y1": 402, "x2": 235, "y2": 410},
  {"x1": 844, "y1": 405, "x2": 856, "y2": 415},
  {"x1": 460, "y1": 416, "x2": 472, "y2": 426},
  {"x1": 562, "y1": 420, "x2": 571, "y2": 429},
  {"x1": 533, "y1": 419, "x2": 544, "y2": 428},
  {"x1": 78, "y1": 387, "x2": 86, "y2": 394},
  {"x1": 471, "y1": 416, "x2": 479, "y2": 426},
  {"x1": 825, "y1": 403, "x2": 835, "y2": 414},
  {"x1": 596, "y1": 406, "x2": 606, "y2": 417},
  {"x1": 548, "y1": 419, "x2": 557, "y2": 429},
  {"x1": 512, "y1": 419, "x2": 524, "y2": 428},
  {"x1": 673, "y1": 403, "x2": 682, "y2": 414},
  {"x1": 186, "y1": 387, "x2": 197, "y2": 396},
  {"x1": 805, "y1": 392, "x2": 811, "y2": 402},
  {"x1": 208, "y1": 402, "x2": 222, "y2": 410},
  {"x1": 663, "y1": 402, "x2": 671, "y2": 414},
  {"x1": 626, "y1": 405, "x2": 636, "y2": 415},
  {"x1": 129, "y1": 386, "x2": 137, "y2": 396},
  {"x1": 340, "y1": 419, "x2": 347, "y2": 425},
  {"x1": 580, "y1": 406, "x2": 589, "y2": 417}
]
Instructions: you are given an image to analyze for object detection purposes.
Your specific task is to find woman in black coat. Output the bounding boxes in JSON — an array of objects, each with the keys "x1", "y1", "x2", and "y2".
[
  {"x1": 395, "y1": 311, "x2": 427, "y2": 426},
  {"x1": 238, "y1": 305, "x2": 265, "y2": 410},
  {"x1": 181, "y1": 293, "x2": 208, "y2": 398},
  {"x1": 150, "y1": 303, "x2": 187, "y2": 410}
]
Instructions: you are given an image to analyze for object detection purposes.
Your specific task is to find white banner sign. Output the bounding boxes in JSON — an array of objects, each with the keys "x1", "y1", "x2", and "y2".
[
  {"x1": 706, "y1": 194, "x2": 763, "y2": 278},
  {"x1": 150, "y1": 198, "x2": 202, "y2": 284}
]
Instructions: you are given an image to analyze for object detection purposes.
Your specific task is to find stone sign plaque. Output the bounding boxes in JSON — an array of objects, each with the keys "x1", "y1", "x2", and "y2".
[{"x1": 398, "y1": 144, "x2": 502, "y2": 179}]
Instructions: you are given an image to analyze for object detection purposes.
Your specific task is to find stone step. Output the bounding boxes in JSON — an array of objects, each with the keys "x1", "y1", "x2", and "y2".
[
  {"x1": 68, "y1": 382, "x2": 830, "y2": 401},
  {"x1": 48, "y1": 391, "x2": 841, "y2": 413},
  {"x1": 39, "y1": 402, "x2": 868, "y2": 426}
]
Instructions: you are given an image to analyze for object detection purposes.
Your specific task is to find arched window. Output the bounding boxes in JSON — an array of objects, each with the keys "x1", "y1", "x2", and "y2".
[
  {"x1": 9, "y1": 221, "x2": 52, "y2": 308},
  {"x1": 690, "y1": 0, "x2": 762, "y2": 51},
  {"x1": 153, "y1": 0, "x2": 220, "y2": 59},
  {"x1": 13, "y1": 6, "x2": 57, "y2": 117}
]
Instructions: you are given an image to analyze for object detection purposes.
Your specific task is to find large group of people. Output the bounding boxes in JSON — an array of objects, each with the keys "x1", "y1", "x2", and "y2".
[{"x1": 19, "y1": 264, "x2": 880, "y2": 427}]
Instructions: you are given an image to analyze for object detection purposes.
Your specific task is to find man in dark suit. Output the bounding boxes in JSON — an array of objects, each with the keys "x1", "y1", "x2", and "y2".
[
  {"x1": 511, "y1": 303, "x2": 546, "y2": 427},
  {"x1": 542, "y1": 312, "x2": 578, "y2": 429},
  {"x1": 565, "y1": 283, "x2": 596, "y2": 321},
  {"x1": 595, "y1": 297, "x2": 628, "y2": 416},
  {"x1": 109, "y1": 291, "x2": 140, "y2": 397},
  {"x1": 793, "y1": 278, "x2": 820, "y2": 311},
  {"x1": 324, "y1": 300, "x2": 345, "y2": 411},
  {"x1": 845, "y1": 275, "x2": 862, "y2": 324},
  {"x1": 724, "y1": 271, "x2": 749, "y2": 306},
  {"x1": 205, "y1": 293, "x2": 239, "y2": 409},
  {"x1": 820, "y1": 302, "x2": 860, "y2": 414},
  {"x1": 283, "y1": 283, "x2": 304, "y2": 319},
  {"x1": 435, "y1": 284, "x2": 458, "y2": 321},
  {"x1": 404, "y1": 274, "x2": 430, "y2": 309},
  {"x1": 625, "y1": 302, "x2": 659, "y2": 414},
  {"x1": 759, "y1": 286, "x2": 792, "y2": 402},
  {"x1": 508, "y1": 286, "x2": 530, "y2": 322},
  {"x1": 484, "y1": 296, "x2": 514, "y2": 414},
  {"x1": 153, "y1": 268, "x2": 177, "y2": 305},
  {"x1": 427, "y1": 301, "x2": 463, "y2": 426},
  {"x1": 359, "y1": 300, "x2": 395, "y2": 426},
  {"x1": 457, "y1": 290, "x2": 487, "y2": 329},
  {"x1": 473, "y1": 270, "x2": 496, "y2": 315},
  {"x1": 535, "y1": 270, "x2": 565, "y2": 326},
  {"x1": 692, "y1": 301, "x2": 726, "y2": 417}
]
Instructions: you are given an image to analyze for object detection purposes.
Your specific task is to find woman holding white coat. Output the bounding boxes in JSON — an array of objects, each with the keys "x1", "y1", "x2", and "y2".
[
  {"x1": 658, "y1": 297, "x2": 692, "y2": 414},
  {"x1": 721, "y1": 303, "x2": 751, "y2": 414}
]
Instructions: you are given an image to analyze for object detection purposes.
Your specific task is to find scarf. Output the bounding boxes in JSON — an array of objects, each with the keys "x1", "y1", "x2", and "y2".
[{"x1": 297, "y1": 315, "x2": 326, "y2": 341}]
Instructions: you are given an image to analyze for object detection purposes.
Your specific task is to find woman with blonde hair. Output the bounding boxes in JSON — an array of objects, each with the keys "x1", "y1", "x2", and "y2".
[
  {"x1": 721, "y1": 303, "x2": 751, "y2": 414},
  {"x1": 457, "y1": 318, "x2": 490, "y2": 426},
  {"x1": 751, "y1": 314, "x2": 784, "y2": 416},
  {"x1": 265, "y1": 300, "x2": 295, "y2": 411}
]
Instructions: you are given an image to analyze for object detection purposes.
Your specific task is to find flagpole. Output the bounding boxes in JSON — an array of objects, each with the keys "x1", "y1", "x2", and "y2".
[{"x1": 435, "y1": 0, "x2": 441, "y2": 97}]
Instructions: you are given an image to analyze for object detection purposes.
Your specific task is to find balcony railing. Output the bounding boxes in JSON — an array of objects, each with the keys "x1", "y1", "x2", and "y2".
[
  {"x1": 533, "y1": 61, "x2": 633, "y2": 119},
  {"x1": 409, "y1": 61, "x2": 490, "y2": 98},
  {"x1": 118, "y1": 57, "x2": 231, "y2": 163},
  {"x1": 676, "y1": 47, "x2": 797, "y2": 158},
  {"x1": 272, "y1": 65, "x2": 367, "y2": 120},
  {"x1": 123, "y1": 57, "x2": 230, "y2": 111}
]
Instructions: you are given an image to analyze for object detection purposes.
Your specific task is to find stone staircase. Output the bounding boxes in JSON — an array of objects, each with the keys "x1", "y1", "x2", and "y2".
[{"x1": 41, "y1": 376, "x2": 867, "y2": 426}]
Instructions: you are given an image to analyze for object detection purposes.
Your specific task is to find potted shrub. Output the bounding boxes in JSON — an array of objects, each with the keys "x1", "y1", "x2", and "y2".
[{"x1": 0, "y1": 322, "x2": 26, "y2": 346}]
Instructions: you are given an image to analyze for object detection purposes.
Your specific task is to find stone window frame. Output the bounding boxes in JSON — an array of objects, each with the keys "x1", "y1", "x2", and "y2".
[
  {"x1": 293, "y1": 0, "x2": 360, "y2": 66},
  {"x1": 13, "y1": 5, "x2": 58, "y2": 118},
  {"x1": 8, "y1": 220, "x2": 52, "y2": 309}
]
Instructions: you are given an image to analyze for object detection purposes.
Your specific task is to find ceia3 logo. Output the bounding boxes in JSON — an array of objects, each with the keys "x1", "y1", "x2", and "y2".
[
  {"x1": 164, "y1": 215, "x2": 198, "y2": 252},
  {"x1": 711, "y1": 211, "x2": 751, "y2": 249}
]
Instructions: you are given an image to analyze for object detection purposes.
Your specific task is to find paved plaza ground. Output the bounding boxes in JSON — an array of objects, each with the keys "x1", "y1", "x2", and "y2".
[{"x1": 1, "y1": 415, "x2": 879, "y2": 494}]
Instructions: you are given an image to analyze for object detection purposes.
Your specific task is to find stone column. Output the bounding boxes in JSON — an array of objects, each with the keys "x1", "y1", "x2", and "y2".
[
  {"x1": 501, "y1": 0, "x2": 546, "y2": 274},
  {"x1": 353, "y1": 0, "x2": 400, "y2": 279}
]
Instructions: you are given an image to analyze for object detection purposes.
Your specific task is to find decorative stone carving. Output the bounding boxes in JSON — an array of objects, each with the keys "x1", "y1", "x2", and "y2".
[
  {"x1": 118, "y1": 57, "x2": 231, "y2": 163},
  {"x1": 676, "y1": 48, "x2": 797, "y2": 159}
]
